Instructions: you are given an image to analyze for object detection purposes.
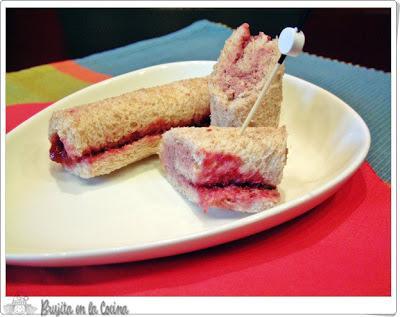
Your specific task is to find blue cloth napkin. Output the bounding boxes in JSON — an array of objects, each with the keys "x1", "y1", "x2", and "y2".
[{"x1": 77, "y1": 20, "x2": 391, "y2": 182}]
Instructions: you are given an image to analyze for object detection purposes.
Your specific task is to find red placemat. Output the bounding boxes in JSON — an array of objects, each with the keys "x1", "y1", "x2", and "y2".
[
  {"x1": 6, "y1": 103, "x2": 52, "y2": 133},
  {"x1": 6, "y1": 103, "x2": 391, "y2": 296}
]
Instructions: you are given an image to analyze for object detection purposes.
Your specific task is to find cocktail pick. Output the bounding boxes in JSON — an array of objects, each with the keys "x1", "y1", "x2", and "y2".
[{"x1": 240, "y1": 27, "x2": 305, "y2": 135}]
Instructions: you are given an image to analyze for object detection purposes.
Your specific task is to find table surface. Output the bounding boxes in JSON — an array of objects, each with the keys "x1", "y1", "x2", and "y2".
[{"x1": 5, "y1": 20, "x2": 391, "y2": 296}]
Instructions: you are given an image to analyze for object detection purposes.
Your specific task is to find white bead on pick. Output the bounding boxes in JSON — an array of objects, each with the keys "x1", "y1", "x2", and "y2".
[
  {"x1": 240, "y1": 27, "x2": 305, "y2": 135},
  {"x1": 278, "y1": 27, "x2": 305, "y2": 57}
]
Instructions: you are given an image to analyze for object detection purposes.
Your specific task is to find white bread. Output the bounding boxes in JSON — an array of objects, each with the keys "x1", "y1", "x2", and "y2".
[
  {"x1": 159, "y1": 126, "x2": 287, "y2": 213},
  {"x1": 49, "y1": 77, "x2": 210, "y2": 178},
  {"x1": 209, "y1": 23, "x2": 284, "y2": 127}
]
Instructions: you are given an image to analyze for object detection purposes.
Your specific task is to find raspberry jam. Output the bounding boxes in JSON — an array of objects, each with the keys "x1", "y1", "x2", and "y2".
[
  {"x1": 198, "y1": 152, "x2": 266, "y2": 186},
  {"x1": 194, "y1": 151, "x2": 277, "y2": 211},
  {"x1": 49, "y1": 114, "x2": 210, "y2": 166},
  {"x1": 49, "y1": 134, "x2": 71, "y2": 165}
]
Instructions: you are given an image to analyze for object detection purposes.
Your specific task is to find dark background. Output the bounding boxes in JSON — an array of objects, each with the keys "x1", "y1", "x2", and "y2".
[{"x1": 7, "y1": 8, "x2": 391, "y2": 72}]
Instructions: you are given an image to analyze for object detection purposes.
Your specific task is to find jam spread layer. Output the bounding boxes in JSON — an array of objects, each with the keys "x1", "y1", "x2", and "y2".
[
  {"x1": 50, "y1": 115, "x2": 210, "y2": 166},
  {"x1": 197, "y1": 152, "x2": 266, "y2": 186},
  {"x1": 184, "y1": 151, "x2": 277, "y2": 211}
]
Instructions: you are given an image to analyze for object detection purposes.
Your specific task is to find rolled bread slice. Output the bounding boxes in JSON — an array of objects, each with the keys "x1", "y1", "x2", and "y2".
[
  {"x1": 49, "y1": 77, "x2": 210, "y2": 178},
  {"x1": 159, "y1": 126, "x2": 287, "y2": 213},
  {"x1": 209, "y1": 23, "x2": 284, "y2": 127}
]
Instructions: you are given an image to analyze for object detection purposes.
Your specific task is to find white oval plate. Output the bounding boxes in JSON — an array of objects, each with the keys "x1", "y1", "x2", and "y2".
[{"x1": 6, "y1": 61, "x2": 370, "y2": 267}]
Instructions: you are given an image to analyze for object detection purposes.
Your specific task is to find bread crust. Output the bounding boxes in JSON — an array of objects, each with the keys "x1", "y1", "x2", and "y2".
[
  {"x1": 49, "y1": 77, "x2": 210, "y2": 158},
  {"x1": 49, "y1": 77, "x2": 210, "y2": 178}
]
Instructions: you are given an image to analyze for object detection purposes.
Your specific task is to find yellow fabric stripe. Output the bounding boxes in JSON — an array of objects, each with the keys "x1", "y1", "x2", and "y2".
[{"x1": 6, "y1": 64, "x2": 91, "y2": 106}]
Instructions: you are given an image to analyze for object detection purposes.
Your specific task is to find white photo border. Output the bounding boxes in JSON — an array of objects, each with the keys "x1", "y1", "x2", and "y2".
[{"x1": 0, "y1": 0, "x2": 397, "y2": 315}]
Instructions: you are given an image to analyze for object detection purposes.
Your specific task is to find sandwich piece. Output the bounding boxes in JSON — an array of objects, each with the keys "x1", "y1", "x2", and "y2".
[
  {"x1": 209, "y1": 23, "x2": 284, "y2": 127},
  {"x1": 49, "y1": 77, "x2": 210, "y2": 178},
  {"x1": 159, "y1": 126, "x2": 287, "y2": 213}
]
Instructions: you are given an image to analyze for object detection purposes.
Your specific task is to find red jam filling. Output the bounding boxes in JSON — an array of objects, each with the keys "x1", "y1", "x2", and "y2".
[
  {"x1": 197, "y1": 152, "x2": 267, "y2": 186},
  {"x1": 49, "y1": 134, "x2": 70, "y2": 164},
  {"x1": 193, "y1": 151, "x2": 277, "y2": 211},
  {"x1": 162, "y1": 145, "x2": 278, "y2": 212},
  {"x1": 50, "y1": 115, "x2": 210, "y2": 167}
]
